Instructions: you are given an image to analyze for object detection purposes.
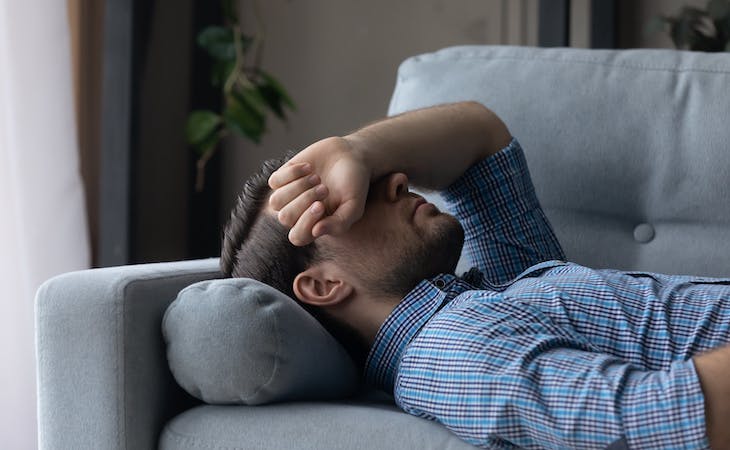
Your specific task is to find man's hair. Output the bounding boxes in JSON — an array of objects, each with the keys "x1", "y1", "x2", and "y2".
[
  {"x1": 220, "y1": 155, "x2": 367, "y2": 366},
  {"x1": 220, "y1": 154, "x2": 321, "y2": 298}
]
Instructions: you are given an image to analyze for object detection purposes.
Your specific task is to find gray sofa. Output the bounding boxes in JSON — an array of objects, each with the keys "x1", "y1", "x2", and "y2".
[{"x1": 36, "y1": 46, "x2": 730, "y2": 449}]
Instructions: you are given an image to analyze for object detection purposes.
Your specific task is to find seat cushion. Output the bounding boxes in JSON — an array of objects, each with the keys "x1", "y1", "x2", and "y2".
[{"x1": 159, "y1": 393, "x2": 478, "y2": 450}]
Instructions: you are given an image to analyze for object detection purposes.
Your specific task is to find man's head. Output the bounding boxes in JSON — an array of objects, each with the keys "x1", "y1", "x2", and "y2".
[{"x1": 221, "y1": 155, "x2": 464, "y2": 355}]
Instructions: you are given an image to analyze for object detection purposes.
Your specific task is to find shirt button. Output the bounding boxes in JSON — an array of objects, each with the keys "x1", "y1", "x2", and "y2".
[{"x1": 434, "y1": 279, "x2": 446, "y2": 288}]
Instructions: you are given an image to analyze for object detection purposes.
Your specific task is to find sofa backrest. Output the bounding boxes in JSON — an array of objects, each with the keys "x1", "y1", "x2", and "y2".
[{"x1": 389, "y1": 46, "x2": 730, "y2": 277}]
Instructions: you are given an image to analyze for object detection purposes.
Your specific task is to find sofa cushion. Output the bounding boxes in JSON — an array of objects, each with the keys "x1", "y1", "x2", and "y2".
[
  {"x1": 159, "y1": 397, "x2": 480, "y2": 450},
  {"x1": 162, "y1": 277, "x2": 359, "y2": 405}
]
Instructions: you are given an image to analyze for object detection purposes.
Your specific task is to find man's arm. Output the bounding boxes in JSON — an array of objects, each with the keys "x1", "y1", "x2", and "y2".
[
  {"x1": 346, "y1": 101, "x2": 511, "y2": 190},
  {"x1": 693, "y1": 344, "x2": 730, "y2": 449},
  {"x1": 268, "y1": 101, "x2": 511, "y2": 245},
  {"x1": 398, "y1": 334, "x2": 709, "y2": 449}
]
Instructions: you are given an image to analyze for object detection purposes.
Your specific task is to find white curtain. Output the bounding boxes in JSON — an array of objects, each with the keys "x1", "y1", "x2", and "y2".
[{"x1": 0, "y1": 1, "x2": 90, "y2": 449}]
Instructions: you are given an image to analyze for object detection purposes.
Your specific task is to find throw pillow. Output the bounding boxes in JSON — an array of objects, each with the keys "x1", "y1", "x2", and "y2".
[{"x1": 162, "y1": 277, "x2": 359, "y2": 405}]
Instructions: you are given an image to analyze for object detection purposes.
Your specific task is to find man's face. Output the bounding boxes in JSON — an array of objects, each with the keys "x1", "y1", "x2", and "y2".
[{"x1": 321, "y1": 172, "x2": 464, "y2": 299}]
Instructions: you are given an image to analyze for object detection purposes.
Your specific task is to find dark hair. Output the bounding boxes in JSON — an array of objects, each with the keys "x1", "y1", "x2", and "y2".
[
  {"x1": 220, "y1": 154, "x2": 321, "y2": 298},
  {"x1": 220, "y1": 155, "x2": 368, "y2": 367}
]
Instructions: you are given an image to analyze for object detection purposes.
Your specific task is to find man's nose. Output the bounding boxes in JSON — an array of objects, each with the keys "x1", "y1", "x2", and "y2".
[{"x1": 385, "y1": 172, "x2": 409, "y2": 202}]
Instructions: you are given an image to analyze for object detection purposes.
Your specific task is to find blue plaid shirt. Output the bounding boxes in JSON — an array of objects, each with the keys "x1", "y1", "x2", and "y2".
[{"x1": 364, "y1": 138, "x2": 730, "y2": 449}]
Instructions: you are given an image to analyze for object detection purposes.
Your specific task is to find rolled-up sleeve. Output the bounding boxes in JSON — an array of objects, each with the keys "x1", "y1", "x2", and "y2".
[{"x1": 442, "y1": 138, "x2": 565, "y2": 285}]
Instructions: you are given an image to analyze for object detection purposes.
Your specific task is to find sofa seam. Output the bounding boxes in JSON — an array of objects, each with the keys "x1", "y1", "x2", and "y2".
[
  {"x1": 412, "y1": 51, "x2": 730, "y2": 75},
  {"x1": 161, "y1": 426, "x2": 252, "y2": 450}
]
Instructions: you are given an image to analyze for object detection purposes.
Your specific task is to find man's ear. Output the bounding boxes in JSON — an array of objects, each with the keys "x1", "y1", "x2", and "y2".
[{"x1": 293, "y1": 265, "x2": 353, "y2": 307}]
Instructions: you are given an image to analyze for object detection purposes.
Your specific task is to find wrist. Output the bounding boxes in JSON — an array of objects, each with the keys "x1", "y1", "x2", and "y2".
[{"x1": 343, "y1": 132, "x2": 383, "y2": 182}]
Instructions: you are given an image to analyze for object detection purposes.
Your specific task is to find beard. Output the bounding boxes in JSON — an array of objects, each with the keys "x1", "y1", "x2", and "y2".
[{"x1": 367, "y1": 214, "x2": 465, "y2": 299}]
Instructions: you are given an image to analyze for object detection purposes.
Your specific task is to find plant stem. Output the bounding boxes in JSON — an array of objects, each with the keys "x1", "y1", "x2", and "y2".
[
  {"x1": 195, "y1": 146, "x2": 216, "y2": 192},
  {"x1": 194, "y1": 128, "x2": 229, "y2": 192}
]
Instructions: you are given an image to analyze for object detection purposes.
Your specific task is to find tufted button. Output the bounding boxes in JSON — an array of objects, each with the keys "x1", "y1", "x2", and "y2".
[
  {"x1": 434, "y1": 279, "x2": 446, "y2": 288},
  {"x1": 633, "y1": 223, "x2": 655, "y2": 243}
]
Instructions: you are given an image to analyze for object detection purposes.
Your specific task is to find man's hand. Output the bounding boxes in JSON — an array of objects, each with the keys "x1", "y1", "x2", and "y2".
[
  {"x1": 269, "y1": 102, "x2": 511, "y2": 246},
  {"x1": 268, "y1": 136, "x2": 371, "y2": 246},
  {"x1": 693, "y1": 344, "x2": 730, "y2": 449}
]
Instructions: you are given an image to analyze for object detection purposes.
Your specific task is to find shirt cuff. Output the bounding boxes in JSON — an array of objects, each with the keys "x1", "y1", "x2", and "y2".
[{"x1": 621, "y1": 359, "x2": 709, "y2": 449}]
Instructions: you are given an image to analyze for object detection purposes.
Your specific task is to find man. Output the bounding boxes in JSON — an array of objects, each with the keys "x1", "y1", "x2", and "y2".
[{"x1": 220, "y1": 102, "x2": 730, "y2": 449}]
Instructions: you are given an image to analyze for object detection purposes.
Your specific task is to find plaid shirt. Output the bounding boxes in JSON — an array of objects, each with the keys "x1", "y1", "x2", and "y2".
[{"x1": 364, "y1": 138, "x2": 729, "y2": 449}]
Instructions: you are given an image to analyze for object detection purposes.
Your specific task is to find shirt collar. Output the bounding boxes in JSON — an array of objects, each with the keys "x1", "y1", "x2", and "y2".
[{"x1": 363, "y1": 272, "x2": 474, "y2": 393}]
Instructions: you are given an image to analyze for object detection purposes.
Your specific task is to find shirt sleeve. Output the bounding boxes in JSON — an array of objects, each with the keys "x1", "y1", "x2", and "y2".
[
  {"x1": 442, "y1": 138, "x2": 565, "y2": 285},
  {"x1": 396, "y1": 329, "x2": 709, "y2": 449}
]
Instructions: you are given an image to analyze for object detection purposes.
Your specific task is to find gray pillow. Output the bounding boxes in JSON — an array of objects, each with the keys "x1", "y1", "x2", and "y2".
[{"x1": 162, "y1": 277, "x2": 359, "y2": 405}]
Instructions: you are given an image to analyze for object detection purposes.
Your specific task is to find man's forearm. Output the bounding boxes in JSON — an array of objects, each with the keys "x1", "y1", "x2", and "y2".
[
  {"x1": 694, "y1": 344, "x2": 730, "y2": 449},
  {"x1": 345, "y1": 101, "x2": 511, "y2": 190}
]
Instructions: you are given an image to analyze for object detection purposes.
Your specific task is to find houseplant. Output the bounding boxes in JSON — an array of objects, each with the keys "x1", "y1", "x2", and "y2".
[
  {"x1": 647, "y1": 0, "x2": 730, "y2": 51},
  {"x1": 186, "y1": 0, "x2": 295, "y2": 191}
]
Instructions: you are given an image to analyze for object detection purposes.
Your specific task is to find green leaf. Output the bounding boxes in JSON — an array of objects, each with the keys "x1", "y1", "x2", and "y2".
[
  {"x1": 223, "y1": 95, "x2": 265, "y2": 143},
  {"x1": 194, "y1": 128, "x2": 222, "y2": 157},
  {"x1": 259, "y1": 70, "x2": 296, "y2": 109},
  {"x1": 257, "y1": 83, "x2": 285, "y2": 119},
  {"x1": 186, "y1": 110, "x2": 222, "y2": 146},
  {"x1": 197, "y1": 26, "x2": 235, "y2": 60},
  {"x1": 234, "y1": 86, "x2": 269, "y2": 117},
  {"x1": 210, "y1": 60, "x2": 236, "y2": 87}
]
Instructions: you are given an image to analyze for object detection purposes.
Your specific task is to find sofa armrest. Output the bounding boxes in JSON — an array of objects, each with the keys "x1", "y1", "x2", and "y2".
[{"x1": 35, "y1": 259, "x2": 220, "y2": 450}]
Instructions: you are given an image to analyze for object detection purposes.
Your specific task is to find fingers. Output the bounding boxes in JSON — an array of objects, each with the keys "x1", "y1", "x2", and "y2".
[
  {"x1": 268, "y1": 162, "x2": 311, "y2": 190},
  {"x1": 288, "y1": 201, "x2": 326, "y2": 246},
  {"x1": 269, "y1": 173, "x2": 321, "y2": 212},
  {"x1": 276, "y1": 183, "x2": 329, "y2": 228}
]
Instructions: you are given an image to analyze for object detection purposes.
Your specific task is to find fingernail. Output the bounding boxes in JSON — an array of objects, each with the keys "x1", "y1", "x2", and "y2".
[
  {"x1": 308, "y1": 174, "x2": 319, "y2": 184},
  {"x1": 310, "y1": 202, "x2": 323, "y2": 214},
  {"x1": 315, "y1": 184, "x2": 327, "y2": 196}
]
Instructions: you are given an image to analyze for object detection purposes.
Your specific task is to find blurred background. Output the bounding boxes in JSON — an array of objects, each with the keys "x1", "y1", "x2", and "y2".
[{"x1": 0, "y1": 0, "x2": 715, "y2": 448}]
